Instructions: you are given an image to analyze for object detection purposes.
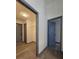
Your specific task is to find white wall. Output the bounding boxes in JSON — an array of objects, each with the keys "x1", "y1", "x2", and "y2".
[
  {"x1": 45, "y1": 0, "x2": 63, "y2": 19},
  {"x1": 23, "y1": 0, "x2": 47, "y2": 54}
]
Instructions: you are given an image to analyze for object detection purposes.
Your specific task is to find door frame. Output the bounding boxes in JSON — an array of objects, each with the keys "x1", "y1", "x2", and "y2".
[
  {"x1": 24, "y1": 23, "x2": 27, "y2": 43},
  {"x1": 16, "y1": 0, "x2": 39, "y2": 56},
  {"x1": 47, "y1": 16, "x2": 62, "y2": 52}
]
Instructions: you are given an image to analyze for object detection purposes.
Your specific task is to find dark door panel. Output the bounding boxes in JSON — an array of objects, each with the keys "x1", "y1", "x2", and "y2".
[
  {"x1": 48, "y1": 21, "x2": 56, "y2": 48},
  {"x1": 16, "y1": 23, "x2": 22, "y2": 42}
]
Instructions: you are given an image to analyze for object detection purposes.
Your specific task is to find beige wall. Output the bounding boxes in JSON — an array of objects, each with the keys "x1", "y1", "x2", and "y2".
[
  {"x1": 32, "y1": 14, "x2": 36, "y2": 42},
  {"x1": 26, "y1": 14, "x2": 36, "y2": 43},
  {"x1": 16, "y1": 19, "x2": 26, "y2": 24}
]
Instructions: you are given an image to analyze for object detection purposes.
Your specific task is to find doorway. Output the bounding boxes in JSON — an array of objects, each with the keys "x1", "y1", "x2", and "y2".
[
  {"x1": 16, "y1": 23, "x2": 26, "y2": 43},
  {"x1": 48, "y1": 16, "x2": 62, "y2": 52},
  {"x1": 16, "y1": 0, "x2": 39, "y2": 57},
  {"x1": 16, "y1": 23, "x2": 22, "y2": 43}
]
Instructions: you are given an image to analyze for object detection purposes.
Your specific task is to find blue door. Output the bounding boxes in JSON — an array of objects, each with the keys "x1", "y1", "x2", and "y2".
[{"x1": 48, "y1": 21, "x2": 56, "y2": 48}]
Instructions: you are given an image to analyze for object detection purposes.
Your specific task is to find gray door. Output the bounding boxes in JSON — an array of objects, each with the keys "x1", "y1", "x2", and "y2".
[
  {"x1": 48, "y1": 21, "x2": 56, "y2": 48},
  {"x1": 16, "y1": 23, "x2": 22, "y2": 42}
]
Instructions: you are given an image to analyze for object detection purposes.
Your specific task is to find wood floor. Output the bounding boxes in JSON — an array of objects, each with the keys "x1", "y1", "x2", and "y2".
[{"x1": 16, "y1": 42, "x2": 63, "y2": 59}]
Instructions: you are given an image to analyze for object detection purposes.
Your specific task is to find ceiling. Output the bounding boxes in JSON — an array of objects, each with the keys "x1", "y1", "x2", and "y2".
[{"x1": 16, "y1": 1, "x2": 36, "y2": 21}]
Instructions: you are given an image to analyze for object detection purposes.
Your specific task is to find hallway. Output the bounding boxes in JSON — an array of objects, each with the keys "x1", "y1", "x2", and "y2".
[{"x1": 16, "y1": 42, "x2": 63, "y2": 59}]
